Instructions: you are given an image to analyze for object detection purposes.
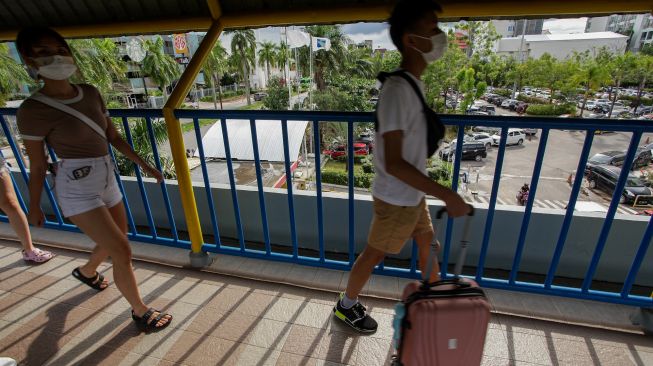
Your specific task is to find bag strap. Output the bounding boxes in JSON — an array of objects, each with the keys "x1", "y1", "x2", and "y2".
[
  {"x1": 30, "y1": 93, "x2": 107, "y2": 141},
  {"x1": 378, "y1": 70, "x2": 427, "y2": 109}
]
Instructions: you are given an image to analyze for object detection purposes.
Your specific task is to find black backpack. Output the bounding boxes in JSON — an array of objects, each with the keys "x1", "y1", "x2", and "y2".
[{"x1": 375, "y1": 70, "x2": 445, "y2": 157}]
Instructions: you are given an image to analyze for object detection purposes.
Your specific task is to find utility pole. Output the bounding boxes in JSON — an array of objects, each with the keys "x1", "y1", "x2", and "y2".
[{"x1": 513, "y1": 20, "x2": 527, "y2": 99}]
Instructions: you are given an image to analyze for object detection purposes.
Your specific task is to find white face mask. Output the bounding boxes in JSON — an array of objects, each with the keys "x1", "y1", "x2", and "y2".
[
  {"x1": 410, "y1": 32, "x2": 448, "y2": 63},
  {"x1": 32, "y1": 55, "x2": 77, "y2": 80}
]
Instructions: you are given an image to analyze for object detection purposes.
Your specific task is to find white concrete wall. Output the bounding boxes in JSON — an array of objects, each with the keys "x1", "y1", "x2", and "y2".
[
  {"x1": 20, "y1": 173, "x2": 651, "y2": 287},
  {"x1": 497, "y1": 37, "x2": 628, "y2": 59}
]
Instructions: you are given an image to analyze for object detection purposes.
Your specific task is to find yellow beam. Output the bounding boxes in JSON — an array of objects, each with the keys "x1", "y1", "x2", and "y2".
[
  {"x1": 207, "y1": 0, "x2": 223, "y2": 20},
  {"x1": 2, "y1": 0, "x2": 650, "y2": 41},
  {"x1": 162, "y1": 20, "x2": 224, "y2": 254}
]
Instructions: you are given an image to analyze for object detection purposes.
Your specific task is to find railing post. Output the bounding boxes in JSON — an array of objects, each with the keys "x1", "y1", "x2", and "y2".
[{"x1": 162, "y1": 19, "x2": 224, "y2": 267}]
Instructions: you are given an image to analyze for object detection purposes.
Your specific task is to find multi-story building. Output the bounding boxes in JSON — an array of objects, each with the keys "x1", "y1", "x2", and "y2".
[
  {"x1": 492, "y1": 19, "x2": 544, "y2": 38},
  {"x1": 495, "y1": 32, "x2": 628, "y2": 60},
  {"x1": 585, "y1": 14, "x2": 653, "y2": 52}
]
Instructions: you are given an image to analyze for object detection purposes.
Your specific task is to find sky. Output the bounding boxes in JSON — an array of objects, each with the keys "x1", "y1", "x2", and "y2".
[{"x1": 217, "y1": 18, "x2": 590, "y2": 52}]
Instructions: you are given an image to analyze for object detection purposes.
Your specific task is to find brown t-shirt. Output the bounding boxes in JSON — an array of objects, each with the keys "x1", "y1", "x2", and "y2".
[{"x1": 17, "y1": 84, "x2": 110, "y2": 159}]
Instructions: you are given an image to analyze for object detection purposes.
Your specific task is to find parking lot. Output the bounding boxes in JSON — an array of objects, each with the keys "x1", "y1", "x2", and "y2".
[{"x1": 451, "y1": 113, "x2": 653, "y2": 215}]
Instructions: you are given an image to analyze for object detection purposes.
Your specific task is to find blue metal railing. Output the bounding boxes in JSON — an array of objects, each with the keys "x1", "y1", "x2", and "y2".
[{"x1": 0, "y1": 107, "x2": 651, "y2": 308}]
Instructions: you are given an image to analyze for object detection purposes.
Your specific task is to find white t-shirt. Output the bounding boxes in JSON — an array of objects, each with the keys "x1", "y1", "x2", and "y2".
[{"x1": 372, "y1": 71, "x2": 428, "y2": 206}]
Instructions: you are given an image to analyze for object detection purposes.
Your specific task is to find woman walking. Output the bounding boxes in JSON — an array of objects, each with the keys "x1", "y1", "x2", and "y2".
[{"x1": 16, "y1": 27, "x2": 172, "y2": 332}]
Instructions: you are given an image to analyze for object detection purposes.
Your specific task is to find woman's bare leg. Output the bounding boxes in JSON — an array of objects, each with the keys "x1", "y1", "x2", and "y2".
[
  {"x1": 0, "y1": 170, "x2": 34, "y2": 252},
  {"x1": 69, "y1": 205, "x2": 170, "y2": 326}
]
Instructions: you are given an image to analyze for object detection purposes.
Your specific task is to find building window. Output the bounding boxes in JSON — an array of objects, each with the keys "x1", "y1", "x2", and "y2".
[{"x1": 648, "y1": 32, "x2": 653, "y2": 40}]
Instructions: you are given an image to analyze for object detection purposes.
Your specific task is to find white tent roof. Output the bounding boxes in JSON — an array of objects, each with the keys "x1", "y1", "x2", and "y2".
[
  {"x1": 503, "y1": 31, "x2": 628, "y2": 42},
  {"x1": 195, "y1": 119, "x2": 310, "y2": 162}
]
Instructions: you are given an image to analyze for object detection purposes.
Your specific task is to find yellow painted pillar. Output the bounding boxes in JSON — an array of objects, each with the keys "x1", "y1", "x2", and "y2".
[{"x1": 163, "y1": 19, "x2": 224, "y2": 255}]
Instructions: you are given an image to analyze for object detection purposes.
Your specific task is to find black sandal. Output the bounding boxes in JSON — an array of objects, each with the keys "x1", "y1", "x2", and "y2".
[
  {"x1": 132, "y1": 308, "x2": 173, "y2": 333},
  {"x1": 71, "y1": 267, "x2": 108, "y2": 291}
]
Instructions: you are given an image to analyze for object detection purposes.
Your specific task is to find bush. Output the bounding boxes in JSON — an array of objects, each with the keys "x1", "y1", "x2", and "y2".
[
  {"x1": 619, "y1": 95, "x2": 653, "y2": 107},
  {"x1": 493, "y1": 88, "x2": 512, "y2": 97},
  {"x1": 321, "y1": 169, "x2": 374, "y2": 189},
  {"x1": 517, "y1": 94, "x2": 549, "y2": 104},
  {"x1": 362, "y1": 161, "x2": 374, "y2": 174},
  {"x1": 526, "y1": 103, "x2": 576, "y2": 116}
]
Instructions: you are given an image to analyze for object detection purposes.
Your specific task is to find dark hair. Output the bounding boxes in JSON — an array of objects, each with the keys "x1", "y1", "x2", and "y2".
[
  {"x1": 389, "y1": 0, "x2": 442, "y2": 52},
  {"x1": 15, "y1": 26, "x2": 71, "y2": 58}
]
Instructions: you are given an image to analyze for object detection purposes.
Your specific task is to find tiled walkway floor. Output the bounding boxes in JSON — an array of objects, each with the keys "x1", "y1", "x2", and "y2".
[{"x1": 0, "y1": 240, "x2": 650, "y2": 365}]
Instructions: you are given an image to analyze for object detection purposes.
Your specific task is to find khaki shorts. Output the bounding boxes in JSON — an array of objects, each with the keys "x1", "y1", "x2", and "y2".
[{"x1": 367, "y1": 197, "x2": 434, "y2": 254}]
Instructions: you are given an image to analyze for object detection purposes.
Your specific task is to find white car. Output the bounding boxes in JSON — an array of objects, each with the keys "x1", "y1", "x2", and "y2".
[
  {"x1": 581, "y1": 100, "x2": 597, "y2": 110},
  {"x1": 491, "y1": 129, "x2": 526, "y2": 146},
  {"x1": 467, "y1": 132, "x2": 493, "y2": 149}
]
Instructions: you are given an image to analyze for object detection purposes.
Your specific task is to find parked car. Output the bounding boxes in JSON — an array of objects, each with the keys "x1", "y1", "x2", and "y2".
[
  {"x1": 472, "y1": 126, "x2": 501, "y2": 135},
  {"x1": 438, "y1": 141, "x2": 487, "y2": 161},
  {"x1": 610, "y1": 110, "x2": 635, "y2": 119},
  {"x1": 514, "y1": 101, "x2": 528, "y2": 113},
  {"x1": 323, "y1": 142, "x2": 369, "y2": 160},
  {"x1": 356, "y1": 133, "x2": 374, "y2": 153},
  {"x1": 479, "y1": 105, "x2": 496, "y2": 115},
  {"x1": 491, "y1": 96, "x2": 507, "y2": 106},
  {"x1": 467, "y1": 132, "x2": 493, "y2": 149},
  {"x1": 638, "y1": 114, "x2": 653, "y2": 121},
  {"x1": 491, "y1": 129, "x2": 525, "y2": 146},
  {"x1": 586, "y1": 149, "x2": 650, "y2": 173},
  {"x1": 501, "y1": 99, "x2": 519, "y2": 109},
  {"x1": 581, "y1": 100, "x2": 598, "y2": 111},
  {"x1": 586, "y1": 165, "x2": 653, "y2": 204},
  {"x1": 634, "y1": 106, "x2": 653, "y2": 116},
  {"x1": 253, "y1": 92, "x2": 268, "y2": 101}
]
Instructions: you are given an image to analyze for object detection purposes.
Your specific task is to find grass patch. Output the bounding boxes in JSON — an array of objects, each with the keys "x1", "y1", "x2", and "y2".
[
  {"x1": 323, "y1": 160, "x2": 365, "y2": 175},
  {"x1": 181, "y1": 119, "x2": 218, "y2": 133},
  {"x1": 238, "y1": 101, "x2": 264, "y2": 110}
]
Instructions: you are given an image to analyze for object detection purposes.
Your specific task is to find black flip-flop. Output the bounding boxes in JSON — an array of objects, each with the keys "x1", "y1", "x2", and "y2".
[
  {"x1": 71, "y1": 267, "x2": 108, "y2": 291},
  {"x1": 132, "y1": 308, "x2": 173, "y2": 333}
]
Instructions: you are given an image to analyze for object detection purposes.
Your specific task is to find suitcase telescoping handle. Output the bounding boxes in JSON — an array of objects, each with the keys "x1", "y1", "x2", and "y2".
[{"x1": 423, "y1": 205, "x2": 475, "y2": 285}]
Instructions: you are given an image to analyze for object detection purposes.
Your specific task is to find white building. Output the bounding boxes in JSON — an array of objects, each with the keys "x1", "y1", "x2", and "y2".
[
  {"x1": 492, "y1": 19, "x2": 544, "y2": 38},
  {"x1": 495, "y1": 32, "x2": 628, "y2": 60},
  {"x1": 585, "y1": 14, "x2": 653, "y2": 52}
]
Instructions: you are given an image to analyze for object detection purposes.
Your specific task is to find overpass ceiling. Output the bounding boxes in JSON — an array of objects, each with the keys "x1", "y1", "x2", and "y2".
[{"x1": 0, "y1": 0, "x2": 651, "y2": 41}]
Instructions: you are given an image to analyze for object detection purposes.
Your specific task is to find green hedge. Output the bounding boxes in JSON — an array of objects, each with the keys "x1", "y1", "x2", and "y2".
[
  {"x1": 199, "y1": 90, "x2": 246, "y2": 102},
  {"x1": 526, "y1": 103, "x2": 576, "y2": 116},
  {"x1": 517, "y1": 94, "x2": 549, "y2": 104},
  {"x1": 493, "y1": 88, "x2": 512, "y2": 97},
  {"x1": 618, "y1": 95, "x2": 653, "y2": 106},
  {"x1": 321, "y1": 170, "x2": 374, "y2": 189}
]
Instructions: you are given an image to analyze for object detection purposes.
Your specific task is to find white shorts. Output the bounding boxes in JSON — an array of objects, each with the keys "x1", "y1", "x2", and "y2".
[{"x1": 54, "y1": 155, "x2": 123, "y2": 218}]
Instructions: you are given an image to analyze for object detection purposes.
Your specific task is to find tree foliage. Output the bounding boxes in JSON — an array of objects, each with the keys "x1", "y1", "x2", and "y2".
[{"x1": 141, "y1": 36, "x2": 181, "y2": 100}]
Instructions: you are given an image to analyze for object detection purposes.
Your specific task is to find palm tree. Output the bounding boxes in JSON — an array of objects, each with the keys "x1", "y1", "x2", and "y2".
[
  {"x1": 0, "y1": 44, "x2": 32, "y2": 106},
  {"x1": 258, "y1": 41, "x2": 277, "y2": 85},
  {"x1": 276, "y1": 41, "x2": 292, "y2": 84},
  {"x1": 346, "y1": 47, "x2": 375, "y2": 79},
  {"x1": 300, "y1": 25, "x2": 350, "y2": 90},
  {"x1": 114, "y1": 118, "x2": 176, "y2": 179},
  {"x1": 227, "y1": 30, "x2": 257, "y2": 105},
  {"x1": 573, "y1": 57, "x2": 611, "y2": 117},
  {"x1": 141, "y1": 36, "x2": 181, "y2": 101},
  {"x1": 68, "y1": 39, "x2": 127, "y2": 97},
  {"x1": 202, "y1": 40, "x2": 228, "y2": 109}
]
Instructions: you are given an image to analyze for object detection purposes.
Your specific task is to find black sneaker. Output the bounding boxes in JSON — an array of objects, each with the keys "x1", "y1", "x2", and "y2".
[{"x1": 333, "y1": 293, "x2": 378, "y2": 333}]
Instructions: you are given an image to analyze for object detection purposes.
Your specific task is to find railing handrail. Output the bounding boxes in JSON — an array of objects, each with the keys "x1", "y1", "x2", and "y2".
[
  {"x1": 1, "y1": 106, "x2": 651, "y2": 309},
  {"x1": 2, "y1": 107, "x2": 652, "y2": 132}
]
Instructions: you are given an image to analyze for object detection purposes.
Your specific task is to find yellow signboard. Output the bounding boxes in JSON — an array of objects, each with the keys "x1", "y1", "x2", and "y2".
[{"x1": 173, "y1": 33, "x2": 188, "y2": 54}]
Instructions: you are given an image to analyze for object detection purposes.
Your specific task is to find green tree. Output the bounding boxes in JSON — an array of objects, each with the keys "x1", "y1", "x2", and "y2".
[
  {"x1": 302, "y1": 25, "x2": 350, "y2": 90},
  {"x1": 69, "y1": 39, "x2": 127, "y2": 97},
  {"x1": 141, "y1": 36, "x2": 181, "y2": 101},
  {"x1": 227, "y1": 30, "x2": 257, "y2": 105},
  {"x1": 0, "y1": 44, "x2": 32, "y2": 106},
  {"x1": 346, "y1": 47, "x2": 375, "y2": 79},
  {"x1": 423, "y1": 37, "x2": 467, "y2": 112},
  {"x1": 202, "y1": 40, "x2": 228, "y2": 109},
  {"x1": 456, "y1": 67, "x2": 486, "y2": 113},
  {"x1": 607, "y1": 52, "x2": 636, "y2": 117},
  {"x1": 630, "y1": 54, "x2": 653, "y2": 114},
  {"x1": 457, "y1": 21, "x2": 501, "y2": 58},
  {"x1": 380, "y1": 50, "x2": 402, "y2": 72},
  {"x1": 258, "y1": 41, "x2": 278, "y2": 84},
  {"x1": 263, "y1": 77, "x2": 289, "y2": 110},
  {"x1": 276, "y1": 41, "x2": 292, "y2": 84},
  {"x1": 113, "y1": 117, "x2": 176, "y2": 179},
  {"x1": 572, "y1": 56, "x2": 611, "y2": 116},
  {"x1": 641, "y1": 44, "x2": 653, "y2": 56}
]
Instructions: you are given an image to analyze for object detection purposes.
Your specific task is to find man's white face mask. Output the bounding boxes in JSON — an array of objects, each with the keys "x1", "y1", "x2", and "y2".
[
  {"x1": 32, "y1": 55, "x2": 77, "y2": 80},
  {"x1": 410, "y1": 32, "x2": 448, "y2": 63}
]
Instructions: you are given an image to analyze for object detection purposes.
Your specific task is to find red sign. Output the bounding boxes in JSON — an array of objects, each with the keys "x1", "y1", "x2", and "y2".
[{"x1": 173, "y1": 34, "x2": 188, "y2": 54}]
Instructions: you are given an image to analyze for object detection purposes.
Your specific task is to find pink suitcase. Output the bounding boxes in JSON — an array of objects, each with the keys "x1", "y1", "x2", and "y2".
[{"x1": 392, "y1": 207, "x2": 491, "y2": 366}]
